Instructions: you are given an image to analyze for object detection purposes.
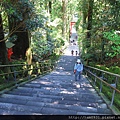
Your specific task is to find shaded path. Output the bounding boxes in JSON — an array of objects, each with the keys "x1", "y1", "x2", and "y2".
[{"x1": 0, "y1": 45, "x2": 113, "y2": 115}]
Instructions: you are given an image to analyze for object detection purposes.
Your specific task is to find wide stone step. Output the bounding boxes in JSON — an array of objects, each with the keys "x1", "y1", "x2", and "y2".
[
  {"x1": 5, "y1": 88, "x2": 103, "y2": 103},
  {"x1": 1, "y1": 92, "x2": 110, "y2": 113},
  {"x1": 12, "y1": 86, "x2": 98, "y2": 95},
  {"x1": 0, "y1": 102, "x2": 43, "y2": 115},
  {"x1": 17, "y1": 85, "x2": 98, "y2": 95},
  {"x1": 44, "y1": 102, "x2": 112, "y2": 114},
  {"x1": 0, "y1": 95, "x2": 99, "y2": 108},
  {"x1": 22, "y1": 82, "x2": 94, "y2": 90},
  {"x1": 0, "y1": 101, "x2": 112, "y2": 115},
  {"x1": 0, "y1": 96, "x2": 52, "y2": 105},
  {"x1": 1, "y1": 93, "x2": 64, "y2": 101},
  {"x1": 1, "y1": 92, "x2": 104, "y2": 106},
  {"x1": 0, "y1": 97, "x2": 28, "y2": 105},
  {"x1": 6, "y1": 84, "x2": 101, "y2": 97},
  {"x1": 0, "y1": 95, "x2": 103, "y2": 108}
]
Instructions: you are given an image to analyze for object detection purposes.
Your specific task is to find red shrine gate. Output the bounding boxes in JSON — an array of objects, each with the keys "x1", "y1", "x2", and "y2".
[{"x1": 70, "y1": 22, "x2": 76, "y2": 35}]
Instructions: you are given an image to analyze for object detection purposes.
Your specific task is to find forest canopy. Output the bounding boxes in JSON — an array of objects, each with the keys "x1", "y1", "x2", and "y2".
[{"x1": 0, "y1": 0, "x2": 119, "y2": 68}]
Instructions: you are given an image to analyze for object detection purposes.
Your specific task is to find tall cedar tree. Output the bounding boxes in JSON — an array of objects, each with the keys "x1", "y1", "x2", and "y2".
[{"x1": 0, "y1": 14, "x2": 9, "y2": 65}]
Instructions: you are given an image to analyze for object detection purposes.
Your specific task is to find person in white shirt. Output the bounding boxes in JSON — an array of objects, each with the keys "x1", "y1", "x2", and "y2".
[{"x1": 74, "y1": 59, "x2": 83, "y2": 81}]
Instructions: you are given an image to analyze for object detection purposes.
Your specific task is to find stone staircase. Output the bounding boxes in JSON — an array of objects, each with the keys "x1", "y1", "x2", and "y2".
[
  {"x1": 0, "y1": 45, "x2": 114, "y2": 115},
  {"x1": 0, "y1": 70, "x2": 113, "y2": 115}
]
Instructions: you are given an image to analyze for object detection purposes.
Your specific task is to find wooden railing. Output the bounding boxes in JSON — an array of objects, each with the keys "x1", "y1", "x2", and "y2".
[
  {"x1": 84, "y1": 65, "x2": 120, "y2": 111},
  {"x1": 0, "y1": 60, "x2": 56, "y2": 91}
]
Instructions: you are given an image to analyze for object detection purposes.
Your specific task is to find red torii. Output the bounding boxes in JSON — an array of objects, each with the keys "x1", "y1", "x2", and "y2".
[{"x1": 70, "y1": 22, "x2": 75, "y2": 35}]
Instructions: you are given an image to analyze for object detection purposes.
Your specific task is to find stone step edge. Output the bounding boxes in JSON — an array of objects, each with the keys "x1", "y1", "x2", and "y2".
[
  {"x1": 0, "y1": 101, "x2": 112, "y2": 114},
  {"x1": 1, "y1": 93, "x2": 104, "y2": 103}
]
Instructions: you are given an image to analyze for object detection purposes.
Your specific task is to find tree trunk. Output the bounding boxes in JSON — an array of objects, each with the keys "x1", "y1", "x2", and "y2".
[
  {"x1": 8, "y1": 18, "x2": 29, "y2": 59},
  {"x1": 82, "y1": 0, "x2": 88, "y2": 30},
  {"x1": 0, "y1": 14, "x2": 12, "y2": 79},
  {"x1": 8, "y1": 0, "x2": 30, "y2": 59},
  {"x1": 49, "y1": 1, "x2": 52, "y2": 14},
  {"x1": 12, "y1": 31, "x2": 29, "y2": 59},
  {"x1": 62, "y1": 0, "x2": 66, "y2": 38},
  {"x1": 86, "y1": 0, "x2": 94, "y2": 44},
  {"x1": 86, "y1": 0, "x2": 94, "y2": 65},
  {"x1": 0, "y1": 14, "x2": 9, "y2": 65}
]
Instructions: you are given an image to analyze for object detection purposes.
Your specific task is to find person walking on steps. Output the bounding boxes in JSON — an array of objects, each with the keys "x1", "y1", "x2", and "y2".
[
  {"x1": 71, "y1": 50, "x2": 74, "y2": 56},
  {"x1": 74, "y1": 59, "x2": 83, "y2": 81},
  {"x1": 75, "y1": 51, "x2": 78, "y2": 56}
]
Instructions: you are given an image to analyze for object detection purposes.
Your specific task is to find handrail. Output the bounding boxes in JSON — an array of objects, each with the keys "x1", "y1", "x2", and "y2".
[
  {"x1": 85, "y1": 68, "x2": 120, "y2": 94},
  {"x1": 86, "y1": 65, "x2": 120, "y2": 77},
  {"x1": 84, "y1": 65, "x2": 120, "y2": 110},
  {"x1": 0, "y1": 60, "x2": 52, "y2": 67},
  {"x1": 0, "y1": 60, "x2": 56, "y2": 91}
]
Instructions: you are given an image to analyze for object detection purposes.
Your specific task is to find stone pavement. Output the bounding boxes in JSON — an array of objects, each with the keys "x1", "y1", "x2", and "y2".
[{"x1": 0, "y1": 45, "x2": 114, "y2": 115}]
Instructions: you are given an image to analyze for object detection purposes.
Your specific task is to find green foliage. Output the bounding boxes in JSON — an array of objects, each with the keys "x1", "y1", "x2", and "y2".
[
  {"x1": 31, "y1": 30, "x2": 64, "y2": 60},
  {"x1": 96, "y1": 65, "x2": 108, "y2": 71},
  {"x1": 103, "y1": 31, "x2": 120, "y2": 58},
  {"x1": 0, "y1": 70, "x2": 5, "y2": 83},
  {"x1": 109, "y1": 66, "x2": 120, "y2": 74},
  {"x1": 2, "y1": 0, "x2": 34, "y2": 21},
  {"x1": 95, "y1": 65, "x2": 120, "y2": 75},
  {"x1": 79, "y1": 0, "x2": 120, "y2": 66}
]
